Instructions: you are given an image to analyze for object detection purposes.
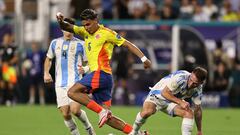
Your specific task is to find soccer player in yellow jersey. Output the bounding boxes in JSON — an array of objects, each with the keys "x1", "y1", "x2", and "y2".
[{"x1": 56, "y1": 9, "x2": 151, "y2": 135}]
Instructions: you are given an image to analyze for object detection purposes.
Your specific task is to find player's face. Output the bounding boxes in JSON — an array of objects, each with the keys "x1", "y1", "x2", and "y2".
[
  {"x1": 187, "y1": 73, "x2": 202, "y2": 89},
  {"x1": 82, "y1": 19, "x2": 98, "y2": 34}
]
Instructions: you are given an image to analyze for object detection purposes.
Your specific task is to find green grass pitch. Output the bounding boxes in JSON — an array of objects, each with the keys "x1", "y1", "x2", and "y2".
[{"x1": 0, "y1": 105, "x2": 239, "y2": 135}]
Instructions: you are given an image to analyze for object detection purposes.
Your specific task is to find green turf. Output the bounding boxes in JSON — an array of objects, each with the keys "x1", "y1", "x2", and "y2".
[{"x1": 0, "y1": 105, "x2": 239, "y2": 135}]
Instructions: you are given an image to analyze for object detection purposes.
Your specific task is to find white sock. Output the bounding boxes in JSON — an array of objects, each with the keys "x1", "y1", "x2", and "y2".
[
  {"x1": 77, "y1": 110, "x2": 92, "y2": 129},
  {"x1": 39, "y1": 97, "x2": 45, "y2": 105},
  {"x1": 28, "y1": 96, "x2": 35, "y2": 104},
  {"x1": 64, "y1": 119, "x2": 80, "y2": 135},
  {"x1": 132, "y1": 112, "x2": 146, "y2": 133},
  {"x1": 181, "y1": 118, "x2": 194, "y2": 135}
]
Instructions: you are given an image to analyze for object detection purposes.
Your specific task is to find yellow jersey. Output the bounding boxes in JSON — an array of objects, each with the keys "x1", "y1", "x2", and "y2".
[{"x1": 73, "y1": 25, "x2": 126, "y2": 74}]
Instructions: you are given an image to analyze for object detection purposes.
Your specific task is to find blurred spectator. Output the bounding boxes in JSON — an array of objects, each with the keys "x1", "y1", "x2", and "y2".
[
  {"x1": 102, "y1": 0, "x2": 114, "y2": 19},
  {"x1": 0, "y1": 33, "x2": 18, "y2": 106},
  {"x1": 213, "y1": 62, "x2": 231, "y2": 91},
  {"x1": 179, "y1": 0, "x2": 193, "y2": 20},
  {"x1": 192, "y1": 4, "x2": 210, "y2": 22},
  {"x1": 160, "y1": 0, "x2": 179, "y2": 19},
  {"x1": 0, "y1": 0, "x2": 6, "y2": 20},
  {"x1": 69, "y1": 0, "x2": 90, "y2": 19},
  {"x1": 146, "y1": 2, "x2": 160, "y2": 21},
  {"x1": 115, "y1": 0, "x2": 131, "y2": 19},
  {"x1": 127, "y1": 0, "x2": 146, "y2": 19},
  {"x1": 213, "y1": 40, "x2": 232, "y2": 69},
  {"x1": 229, "y1": 0, "x2": 240, "y2": 12},
  {"x1": 25, "y1": 42, "x2": 45, "y2": 105},
  {"x1": 160, "y1": 5, "x2": 177, "y2": 20},
  {"x1": 202, "y1": 0, "x2": 218, "y2": 19},
  {"x1": 90, "y1": 0, "x2": 103, "y2": 19},
  {"x1": 220, "y1": 0, "x2": 239, "y2": 22}
]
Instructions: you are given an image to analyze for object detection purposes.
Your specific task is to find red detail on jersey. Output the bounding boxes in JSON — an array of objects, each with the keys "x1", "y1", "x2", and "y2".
[
  {"x1": 97, "y1": 43, "x2": 112, "y2": 74},
  {"x1": 95, "y1": 34, "x2": 100, "y2": 39},
  {"x1": 91, "y1": 70, "x2": 100, "y2": 90}
]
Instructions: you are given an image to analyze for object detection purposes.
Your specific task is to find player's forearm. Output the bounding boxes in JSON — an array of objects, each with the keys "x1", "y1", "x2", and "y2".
[
  {"x1": 123, "y1": 40, "x2": 145, "y2": 58},
  {"x1": 58, "y1": 20, "x2": 74, "y2": 33},
  {"x1": 44, "y1": 57, "x2": 52, "y2": 74},
  {"x1": 194, "y1": 105, "x2": 202, "y2": 132},
  {"x1": 162, "y1": 89, "x2": 182, "y2": 105}
]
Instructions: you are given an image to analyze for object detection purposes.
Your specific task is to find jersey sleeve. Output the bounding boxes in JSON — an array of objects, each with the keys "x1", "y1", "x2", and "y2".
[
  {"x1": 106, "y1": 30, "x2": 126, "y2": 46},
  {"x1": 73, "y1": 25, "x2": 87, "y2": 38},
  {"x1": 46, "y1": 40, "x2": 56, "y2": 59},
  {"x1": 166, "y1": 75, "x2": 185, "y2": 92},
  {"x1": 191, "y1": 86, "x2": 203, "y2": 105}
]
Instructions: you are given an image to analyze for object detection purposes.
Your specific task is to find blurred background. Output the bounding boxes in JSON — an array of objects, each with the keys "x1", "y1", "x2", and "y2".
[{"x1": 0, "y1": 0, "x2": 240, "y2": 109}]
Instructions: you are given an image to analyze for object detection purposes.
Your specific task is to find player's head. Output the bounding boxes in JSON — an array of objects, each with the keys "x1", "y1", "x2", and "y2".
[
  {"x1": 80, "y1": 9, "x2": 99, "y2": 34},
  {"x1": 188, "y1": 67, "x2": 207, "y2": 89},
  {"x1": 63, "y1": 18, "x2": 75, "y2": 38}
]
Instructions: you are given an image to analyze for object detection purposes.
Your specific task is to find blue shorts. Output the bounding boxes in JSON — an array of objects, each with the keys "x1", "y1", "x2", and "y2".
[{"x1": 77, "y1": 70, "x2": 113, "y2": 106}]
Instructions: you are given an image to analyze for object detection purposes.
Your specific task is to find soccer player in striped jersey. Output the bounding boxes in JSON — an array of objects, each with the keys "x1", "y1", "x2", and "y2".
[
  {"x1": 129, "y1": 67, "x2": 207, "y2": 135},
  {"x1": 44, "y1": 18, "x2": 95, "y2": 135},
  {"x1": 56, "y1": 9, "x2": 151, "y2": 135}
]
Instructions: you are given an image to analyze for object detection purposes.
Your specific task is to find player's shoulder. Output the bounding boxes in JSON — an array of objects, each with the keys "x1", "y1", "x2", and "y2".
[
  {"x1": 72, "y1": 37, "x2": 84, "y2": 45},
  {"x1": 100, "y1": 25, "x2": 116, "y2": 35},
  {"x1": 173, "y1": 70, "x2": 190, "y2": 78},
  {"x1": 51, "y1": 37, "x2": 63, "y2": 43},
  {"x1": 171, "y1": 70, "x2": 189, "y2": 83}
]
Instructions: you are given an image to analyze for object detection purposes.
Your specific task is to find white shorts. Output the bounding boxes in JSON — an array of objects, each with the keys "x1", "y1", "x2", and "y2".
[
  {"x1": 55, "y1": 86, "x2": 76, "y2": 108},
  {"x1": 145, "y1": 92, "x2": 177, "y2": 117}
]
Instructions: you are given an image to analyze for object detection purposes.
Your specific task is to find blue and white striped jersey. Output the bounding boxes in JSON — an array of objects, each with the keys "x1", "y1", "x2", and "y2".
[
  {"x1": 150, "y1": 70, "x2": 202, "y2": 105},
  {"x1": 47, "y1": 37, "x2": 87, "y2": 88}
]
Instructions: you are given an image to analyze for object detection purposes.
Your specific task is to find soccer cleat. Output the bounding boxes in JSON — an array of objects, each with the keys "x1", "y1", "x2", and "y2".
[
  {"x1": 141, "y1": 130, "x2": 149, "y2": 135},
  {"x1": 98, "y1": 109, "x2": 112, "y2": 128},
  {"x1": 86, "y1": 126, "x2": 96, "y2": 135}
]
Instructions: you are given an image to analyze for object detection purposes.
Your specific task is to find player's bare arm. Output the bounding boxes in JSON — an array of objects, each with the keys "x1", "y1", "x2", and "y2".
[
  {"x1": 44, "y1": 57, "x2": 53, "y2": 83},
  {"x1": 161, "y1": 86, "x2": 190, "y2": 110},
  {"x1": 56, "y1": 12, "x2": 74, "y2": 33},
  {"x1": 194, "y1": 104, "x2": 203, "y2": 135},
  {"x1": 122, "y1": 40, "x2": 151, "y2": 69}
]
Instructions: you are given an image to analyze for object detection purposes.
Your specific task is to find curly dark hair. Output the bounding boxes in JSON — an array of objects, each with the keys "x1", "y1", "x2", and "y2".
[{"x1": 80, "y1": 9, "x2": 98, "y2": 20}]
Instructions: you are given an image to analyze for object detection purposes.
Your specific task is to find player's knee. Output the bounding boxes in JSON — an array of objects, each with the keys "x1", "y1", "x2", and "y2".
[
  {"x1": 67, "y1": 89, "x2": 74, "y2": 98},
  {"x1": 70, "y1": 108, "x2": 79, "y2": 116},
  {"x1": 183, "y1": 110, "x2": 193, "y2": 118},
  {"x1": 62, "y1": 112, "x2": 71, "y2": 120},
  {"x1": 141, "y1": 109, "x2": 155, "y2": 118}
]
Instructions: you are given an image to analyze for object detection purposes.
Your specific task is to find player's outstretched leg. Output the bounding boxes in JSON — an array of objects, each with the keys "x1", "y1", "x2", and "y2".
[
  {"x1": 71, "y1": 105, "x2": 96, "y2": 135},
  {"x1": 64, "y1": 118, "x2": 80, "y2": 135},
  {"x1": 129, "y1": 102, "x2": 156, "y2": 135}
]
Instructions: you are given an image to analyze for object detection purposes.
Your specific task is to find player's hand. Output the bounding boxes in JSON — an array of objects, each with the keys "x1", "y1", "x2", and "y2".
[
  {"x1": 44, "y1": 73, "x2": 53, "y2": 83},
  {"x1": 179, "y1": 100, "x2": 190, "y2": 110},
  {"x1": 143, "y1": 59, "x2": 151, "y2": 69},
  {"x1": 78, "y1": 65, "x2": 85, "y2": 74},
  {"x1": 197, "y1": 131, "x2": 202, "y2": 135},
  {"x1": 56, "y1": 12, "x2": 64, "y2": 22}
]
